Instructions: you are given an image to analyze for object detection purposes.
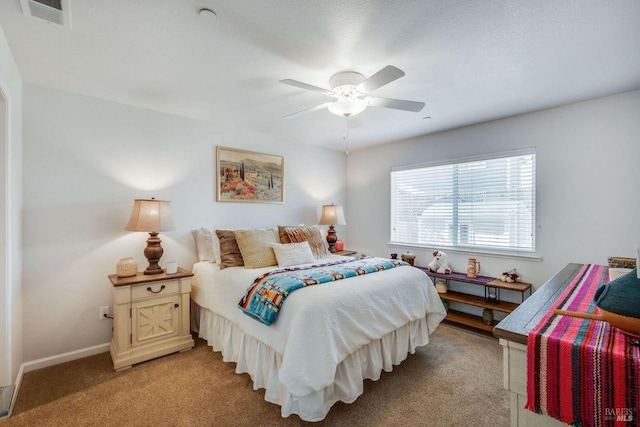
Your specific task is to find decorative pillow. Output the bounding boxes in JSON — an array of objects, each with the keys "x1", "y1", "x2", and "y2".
[
  {"x1": 595, "y1": 267, "x2": 640, "y2": 319},
  {"x1": 271, "y1": 242, "x2": 316, "y2": 267},
  {"x1": 285, "y1": 226, "x2": 330, "y2": 259},
  {"x1": 215, "y1": 230, "x2": 244, "y2": 269},
  {"x1": 191, "y1": 228, "x2": 216, "y2": 262},
  {"x1": 277, "y1": 225, "x2": 305, "y2": 244},
  {"x1": 234, "y1": 229, "x2": 278, "y2": 268},
  {"x1": 278, "y1": 225, "x2": 294, "y2": 244}
]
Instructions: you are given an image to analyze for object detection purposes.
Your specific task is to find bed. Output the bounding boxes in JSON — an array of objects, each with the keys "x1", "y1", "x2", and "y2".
[{"x1": 190, "y1": 227, "x2": 446, "y2": 422}]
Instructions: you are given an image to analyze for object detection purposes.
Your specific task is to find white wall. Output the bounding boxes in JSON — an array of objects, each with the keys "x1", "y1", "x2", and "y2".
[
  {"x1": 0, "y1": 23, "x2": 22, "y2": 404},
  {"x1": 347, "y1": 90, "x2": 640, "y2": 291},
  {"x1": 19, "y1": 84, "x2": 640, "y2": 361},
  {"x1": 22, "y1": 84, "x2": 347, "y2": 362}
]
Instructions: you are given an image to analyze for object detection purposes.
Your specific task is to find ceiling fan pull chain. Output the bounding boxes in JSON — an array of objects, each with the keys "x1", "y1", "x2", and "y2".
[{"x1": 344, "y1": 118, "x2": 349, "y2": 156}]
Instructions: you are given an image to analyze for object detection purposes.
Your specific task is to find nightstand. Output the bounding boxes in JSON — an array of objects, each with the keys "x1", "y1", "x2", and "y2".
[
  {"x1": 108, "y1": 267, "x2": 195, "y2": 371},
  {"x1": 335, "y1": 250, "x2": 358, "y2": 256}
]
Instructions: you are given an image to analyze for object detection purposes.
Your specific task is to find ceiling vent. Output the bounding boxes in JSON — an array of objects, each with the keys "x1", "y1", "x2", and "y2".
[{"x1": 20, "y1": 0, "x2": 71, "y2": 29}]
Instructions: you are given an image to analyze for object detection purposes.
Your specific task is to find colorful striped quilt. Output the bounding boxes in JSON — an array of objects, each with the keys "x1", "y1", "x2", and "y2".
[
  {"x1": 239, "y1": 257, "x2": 408, "y2": 326},
  {"x1": 526, "y1": 264, "x2": 640, "y2": 426}
]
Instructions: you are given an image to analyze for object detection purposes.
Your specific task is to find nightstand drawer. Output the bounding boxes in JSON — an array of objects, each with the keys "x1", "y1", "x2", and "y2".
[{"x1": 131, "y1": 280, "x2": 179, "y2": 300}]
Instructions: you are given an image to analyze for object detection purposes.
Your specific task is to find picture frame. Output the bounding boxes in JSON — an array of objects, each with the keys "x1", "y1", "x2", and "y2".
[{"x1": 216, "y1": 146, "x2": 284, "y2": 203}]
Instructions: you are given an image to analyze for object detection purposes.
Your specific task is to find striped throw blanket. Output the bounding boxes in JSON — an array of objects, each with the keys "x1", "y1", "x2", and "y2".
[
  {"x1": 239, "y1": 257, "x2": 408, "y2": 326},
  {"x1": 526, "y1": 264, "x2": 639, "y2": 426}
]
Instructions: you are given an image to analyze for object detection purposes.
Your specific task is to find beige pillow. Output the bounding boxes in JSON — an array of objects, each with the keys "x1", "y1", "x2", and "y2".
[
  {"x1": 234, "y1": 229, "x2": 278, "y2": 268},
  {"x1": 271, "y1": 242, "x2": 316, "y2": 267},
  {"x1": 285, "y1": 226, "x2": 330, "y2": 259},
  {"x1": 215, "y1": 230, "x2": 244, "y2": 269},
  {"x1": 191, "y1": 228, "x2": 215, "y2": 262}
]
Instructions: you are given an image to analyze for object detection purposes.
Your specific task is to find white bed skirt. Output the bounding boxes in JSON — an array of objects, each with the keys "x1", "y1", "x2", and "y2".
[{"x1": 195, "y1": 304, "x2": 433, "y2": 422}]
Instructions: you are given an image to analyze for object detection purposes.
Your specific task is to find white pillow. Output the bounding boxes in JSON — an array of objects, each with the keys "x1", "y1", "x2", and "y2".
[
  {"x1": 271, "y1": 242, "x2": 316, "y2": 267},
  {"x1": 191, "y1": 228, "x2": 216, "y2": 262}
]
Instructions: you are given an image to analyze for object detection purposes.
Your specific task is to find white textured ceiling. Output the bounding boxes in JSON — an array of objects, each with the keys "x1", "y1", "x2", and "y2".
[{"x1": 1, "y1": 0, "x2": 639, "y2": 151}]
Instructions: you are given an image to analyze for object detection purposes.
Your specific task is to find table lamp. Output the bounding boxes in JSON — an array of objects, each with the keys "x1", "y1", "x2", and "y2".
[
  {"x1": 125, "y1": 198, "x2": 175, "y2": 275},
  {"x1": 319, "y1": 204, "x2": 347, "y2": 253}
]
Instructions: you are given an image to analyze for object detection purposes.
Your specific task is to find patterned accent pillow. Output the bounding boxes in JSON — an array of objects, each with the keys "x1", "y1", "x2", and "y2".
[
  {"x1": 191, "y1": 228, "x2": 216, "y2": 262},
  {"x1": 271, "y1": 242, "x2": 316, "y2": 267},
  {"x1": 285, "y1": 226, "x2": 330, "y2": 259},
  {"x1": 277, "y1": 225, "x2": 306, "y2": 243},
  {"x1": 215, "y1": 230, "x2": 244, "y2": 269},
  {"x1": 277, "y1": 225, "x2": 293, "y2": 244},
  {"x1": 234, "y1": 229, "x2": 278, "y2": 268}
]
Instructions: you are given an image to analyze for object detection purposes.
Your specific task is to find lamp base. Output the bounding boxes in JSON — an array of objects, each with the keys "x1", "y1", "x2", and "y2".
[
  {"x1": 143, "y1": 232, "x2": 165, "y2": 275},
  {"x1": 326, "y1": 225, "x2": 338, "y2": 253}
]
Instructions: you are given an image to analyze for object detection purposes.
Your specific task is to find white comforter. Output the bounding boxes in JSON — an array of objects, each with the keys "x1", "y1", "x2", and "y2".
[{"x1": 191, "y1": 256, "x2": 446, "y2": 398}]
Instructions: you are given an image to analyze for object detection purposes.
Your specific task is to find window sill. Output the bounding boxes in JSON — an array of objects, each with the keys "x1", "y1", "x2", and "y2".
[{"x1": 388, "y1": 242, "x2": 542, "y2": 262}]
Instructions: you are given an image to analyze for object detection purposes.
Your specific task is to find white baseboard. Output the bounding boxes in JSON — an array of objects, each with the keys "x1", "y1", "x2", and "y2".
[{"x1": 22, "y1": 342, "x2": 110, "y2": 373}]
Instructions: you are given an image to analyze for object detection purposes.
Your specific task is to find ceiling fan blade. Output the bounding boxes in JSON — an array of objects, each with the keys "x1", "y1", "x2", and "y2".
[
  {"x1": 283, "y1": 102, "x2": 333, "y2": 119},
  {"x1": 279, "y1": 79, "x2": 333, "y2": 95},
  {"x1": 356, "y1": 65, "x2": 405, "y2": 94},
  {"x1": 368, "y1": 96, "x2": 425, "y2": 112}
]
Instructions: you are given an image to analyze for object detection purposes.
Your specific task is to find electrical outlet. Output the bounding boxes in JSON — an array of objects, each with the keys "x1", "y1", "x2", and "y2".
[{"x1": 100, "y1": 306, "x2": 110, "y2": 320}]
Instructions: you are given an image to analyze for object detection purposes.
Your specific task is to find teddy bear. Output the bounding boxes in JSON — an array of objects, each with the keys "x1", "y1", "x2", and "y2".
[
  {"x1": 428, "y1": 250, "x2": 452, "y2": 274},
  {"x1": 502, "y1": 268, "x2": 519, "y2": 283}
]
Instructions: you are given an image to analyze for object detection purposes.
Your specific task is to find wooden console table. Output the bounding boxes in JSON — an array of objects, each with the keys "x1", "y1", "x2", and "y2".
[
  {"x1": 416, "y1": 267, "x2": 532, "y2": 332},
  {"x1": 493, "y1": 263, "x2": 583, "y2": 427}
]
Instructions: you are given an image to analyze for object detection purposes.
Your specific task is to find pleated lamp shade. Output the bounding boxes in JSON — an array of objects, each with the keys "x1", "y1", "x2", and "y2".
[
  {"x1": 125, "y1": 198, "x2": 175, "y2": 232},
  {"x1": 318, "y1": 204, "x2": 347, "y2": 226}
]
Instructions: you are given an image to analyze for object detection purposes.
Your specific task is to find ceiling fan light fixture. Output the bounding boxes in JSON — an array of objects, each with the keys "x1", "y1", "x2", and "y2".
[
  {"x1": 328, "y1": 98, "x2": 368, "y2": 118},
  {"x1": 281, "y1": 65, "x2": 423, "y2": 119}
]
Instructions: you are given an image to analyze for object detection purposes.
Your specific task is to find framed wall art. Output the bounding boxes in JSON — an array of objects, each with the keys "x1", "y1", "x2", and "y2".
[{"x1": 216, "y1": 146, "x2": 284, "y2": 203}]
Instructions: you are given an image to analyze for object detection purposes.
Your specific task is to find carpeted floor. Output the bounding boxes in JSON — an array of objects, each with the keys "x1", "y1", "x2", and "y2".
[{"x1": 1, "y1": 323, "x2": 509, "y2": 426}]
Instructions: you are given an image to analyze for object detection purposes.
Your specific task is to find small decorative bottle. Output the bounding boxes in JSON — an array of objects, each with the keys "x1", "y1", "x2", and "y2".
[{"x1": 482, "y1": 308, "x2": 494, "y2": 326}]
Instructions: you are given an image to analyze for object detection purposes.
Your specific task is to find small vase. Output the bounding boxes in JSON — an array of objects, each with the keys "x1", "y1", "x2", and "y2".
[
  {"x1": 401, "y1": 252, "x2": 416, "y2": 266},
  {"x1": 467, "y1": 258, "x2": 481, "y2": 278},
  {"x1": 117, "y1": 257, "x2": 138, "y2": 278},
  {"x1": 482, "y1": 309, "x2": 494, "y2": 326}
]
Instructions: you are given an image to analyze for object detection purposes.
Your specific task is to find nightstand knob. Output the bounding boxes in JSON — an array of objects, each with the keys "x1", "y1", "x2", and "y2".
[
  {"x1": 146, "y1": 285, "x2": 166, "y2": 294},
  {"x1": 174, "y1": 303, "x2": 179, "y2": 308}
]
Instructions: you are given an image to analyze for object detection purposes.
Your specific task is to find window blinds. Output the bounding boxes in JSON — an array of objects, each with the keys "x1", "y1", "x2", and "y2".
[{"x1": 390, "y1": 151, "x2": 536, "y2": 253}]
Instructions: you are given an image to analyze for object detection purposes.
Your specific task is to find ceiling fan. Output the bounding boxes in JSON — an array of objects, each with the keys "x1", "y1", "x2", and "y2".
[{"x1": 279, "y1": 65, "x2": 425, "y2": 119}]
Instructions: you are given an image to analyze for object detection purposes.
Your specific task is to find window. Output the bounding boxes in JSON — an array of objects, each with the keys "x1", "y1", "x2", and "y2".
[{"x1": 390, "y1": 150, "x2": 536, "y2": 253}]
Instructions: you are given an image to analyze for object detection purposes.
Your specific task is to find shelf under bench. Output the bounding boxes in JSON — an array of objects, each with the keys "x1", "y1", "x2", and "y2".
[
  {"x1": 445, "y1": 309, "x2": 496, "y2": 332},
  {"x1": 439, "y1": 290, "x2": 519, "y2": 313}
]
